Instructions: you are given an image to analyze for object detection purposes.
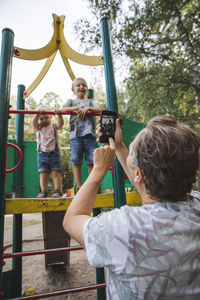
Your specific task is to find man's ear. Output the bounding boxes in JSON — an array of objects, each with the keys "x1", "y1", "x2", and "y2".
[{"x1": 133, "y1": 166, "x2": 143, "y2": 183}]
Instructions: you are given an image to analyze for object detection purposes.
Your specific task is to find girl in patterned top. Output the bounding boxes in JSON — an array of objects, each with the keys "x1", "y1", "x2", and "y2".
[{"x1": 33, "y1": 105, "x2": 64, "y2": 198}]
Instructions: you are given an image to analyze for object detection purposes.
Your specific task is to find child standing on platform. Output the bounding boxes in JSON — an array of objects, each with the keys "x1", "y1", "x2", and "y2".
[
  {"x1": 33, "y1": 105, "x2": 64, "y2": 198},
  {"x1": 62, "y1": 78, "x2": 101, "y2": 194}
]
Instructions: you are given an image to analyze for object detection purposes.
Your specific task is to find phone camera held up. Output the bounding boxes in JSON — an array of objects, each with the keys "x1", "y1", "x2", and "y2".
[{"x1": 100, "y1": 110, "x2": 117, "y2": 143}]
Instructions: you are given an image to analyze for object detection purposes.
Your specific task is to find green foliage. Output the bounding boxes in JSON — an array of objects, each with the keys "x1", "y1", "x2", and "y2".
[
  {"x1": 74, "y1": 0, "x2": 200, "y2": 132},
  {"x1": 90, "y1": 82, "x2": 107, "y2": 109},
  {"x1": 90, "y1": 78, "x2": 128, "y2": 115},
  {"x1": 124, "y1": 60, "x2": 199, "y2": 130},
  {"x1": 60, "y1": 148, "x2": 73, "y2": 192}
]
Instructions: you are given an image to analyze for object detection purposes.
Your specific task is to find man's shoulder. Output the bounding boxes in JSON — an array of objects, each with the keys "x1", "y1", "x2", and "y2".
[{"x1": 191, "y1": 190, "x2": 200, "y2": 201}]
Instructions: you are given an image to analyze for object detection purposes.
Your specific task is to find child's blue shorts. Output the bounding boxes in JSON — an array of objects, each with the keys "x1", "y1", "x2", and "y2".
[
  {"x1": 70, "y1": 135, "x2": 97, "y2": 165},
  {"x1": 37, "y1": 151, "x2": 61, "y2": 173}
]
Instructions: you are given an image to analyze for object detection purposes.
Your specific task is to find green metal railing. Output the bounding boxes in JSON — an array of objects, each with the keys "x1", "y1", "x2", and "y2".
[
  {"x1": 101, "y1": 17, "x2": 126, "y2": 208},
  {"x1": 0, "y1": 27, "x2": 14, "y2": 299},
  {"x1": 12, "y1": 84, "x2": 25, "y2": 297}
]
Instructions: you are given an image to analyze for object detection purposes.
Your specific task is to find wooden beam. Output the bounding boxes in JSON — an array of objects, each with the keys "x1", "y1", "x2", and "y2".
[{"x1": 5, "y1": 192, "x2": 141, "y2": 214}]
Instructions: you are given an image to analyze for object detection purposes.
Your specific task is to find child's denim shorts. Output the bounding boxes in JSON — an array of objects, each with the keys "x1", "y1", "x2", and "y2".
[
  {"x1": 37, "y1": 151, "x2": 61, "y2": 173},
  {"x1": 70, "y1": 135, "x2": 97, "y2": 165}
]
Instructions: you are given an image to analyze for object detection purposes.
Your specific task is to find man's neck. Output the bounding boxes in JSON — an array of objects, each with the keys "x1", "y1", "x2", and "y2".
[
  {"x1": 136, "y1": 182, "x2": 158, "y2": 205},
  {"x1": 141, "y1": 195, "x2": 158, "y2": 205}
]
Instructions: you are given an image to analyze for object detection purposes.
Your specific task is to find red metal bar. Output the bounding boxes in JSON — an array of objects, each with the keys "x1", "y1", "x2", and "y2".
[
  {"x1": 10, "y1": 283, "x2": 106, "y2": 299},
  {"x1": 1, "y1": 247, "x2": 6, "y2": 266},
  {"x1": 6, "y1": 142, "x2": 23, "y2": 173},
  {"x1": 9, "y1": 110, "x2": 101, "y2": 116},
  {"x1": 109, "y1": 165, "x2": 128, "y2": 179},
  {"x1": 3, "y1": 245, "x2": 83, "y2": 259},
  {"x1": 4, "y1": 140, "x2": 8, "y2": 179}
]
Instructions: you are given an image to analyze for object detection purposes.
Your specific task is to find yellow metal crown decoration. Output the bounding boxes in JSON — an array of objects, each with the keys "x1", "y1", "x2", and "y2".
[{"x1": 13, "y1": 14, "x2": 103, "y2": 99}]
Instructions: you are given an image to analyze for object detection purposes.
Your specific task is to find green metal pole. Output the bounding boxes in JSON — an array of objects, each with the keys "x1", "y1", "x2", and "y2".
[
  {"x1": 101, "y1": 17, "x2": 126, "y2": 208},
  {"x1": 87, "y1": 88, "x2": 94, "y2": 100},
  {"x1": 87, "y1": 88, "x2": 106, "y2": 300},
  {"x1": 0, "y1": 28, "x2": 14, "y2": 297},
  {"x1": 13, "y1": 84, "x2": 25, "y2": 197},
  {"x1": 12, "y1": 85, "x2": 25, "y2": 297}
]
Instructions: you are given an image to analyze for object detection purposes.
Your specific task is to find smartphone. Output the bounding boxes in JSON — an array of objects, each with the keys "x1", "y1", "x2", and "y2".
[{"x1": 100, "y1": 110, "x2": 117, "y2": 143}]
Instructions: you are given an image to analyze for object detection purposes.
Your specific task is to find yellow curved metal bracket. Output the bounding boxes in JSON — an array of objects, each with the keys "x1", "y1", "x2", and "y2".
[
  {"x1": 23, "y1": 52, "x2": 57, "y2": 99},
  {"x1": 13, "y1": 14, "x2": 61, "y2": 60},
  {"x1": 58, "y1": 16, "x2": 103, "y2": 66},
  {"x1": 13, "y1": 13, "x2": 103, "y2": 98},
  {"x1": 60, "y1": 52, "x2": 75, "y2": 81}
]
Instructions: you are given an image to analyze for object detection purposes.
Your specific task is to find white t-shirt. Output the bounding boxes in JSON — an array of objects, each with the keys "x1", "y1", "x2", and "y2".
[
  {"x1": 63, "y1": 98, "x2": 98, "y2": 139},
  {"x1": 83, "y1": 191, "x2": 200, "y2": 300}
]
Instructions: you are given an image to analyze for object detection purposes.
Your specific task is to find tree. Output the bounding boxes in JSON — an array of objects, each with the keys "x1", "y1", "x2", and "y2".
[
  {"x1": 124, "y1": 60, "x2": 199, "y2": 130},
  {"x1": 74, "y1": 0, "x2": 200, "y2": 129},
  {"x1": 89, "y1": 79, "x2": 128, "y2": 116}
]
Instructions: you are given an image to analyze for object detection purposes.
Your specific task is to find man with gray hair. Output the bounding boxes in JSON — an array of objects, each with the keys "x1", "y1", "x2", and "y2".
[{"x1": 63, "y1": 115, "x2": 200, "y2": 299}]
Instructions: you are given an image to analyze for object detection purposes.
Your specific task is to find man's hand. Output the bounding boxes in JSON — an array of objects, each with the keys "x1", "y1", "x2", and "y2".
[
  {"x1": 93, "y1": 138, "x2": 116, "y2": 176},
  {"x1": 96, "y1": 118, "x2": 123, "y2": 149}
]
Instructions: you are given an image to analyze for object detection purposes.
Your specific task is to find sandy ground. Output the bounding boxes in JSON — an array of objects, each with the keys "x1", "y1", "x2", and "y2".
[{"x1": 4, "y1": 213, "x2": 105, "y2": 299}]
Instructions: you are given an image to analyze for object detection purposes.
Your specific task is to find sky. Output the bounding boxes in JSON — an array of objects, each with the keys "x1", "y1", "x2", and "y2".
[{"x1": 0, "y1": 0, "x2": 105, "y2": 103}]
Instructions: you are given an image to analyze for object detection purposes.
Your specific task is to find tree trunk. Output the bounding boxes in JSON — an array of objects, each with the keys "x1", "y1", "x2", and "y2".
[{"x1": 172, "y1": 4, "x2": 200, "y2": 111}]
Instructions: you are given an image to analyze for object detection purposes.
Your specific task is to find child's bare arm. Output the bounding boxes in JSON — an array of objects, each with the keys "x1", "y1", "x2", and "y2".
[
  {"x1": 78, "y1": 107, "x2": 101, "y2": 119},
  {"x1": 87, "y1": 107, "x2": 101, "y2": 113},
  {"x1": 54, "y1": 110, "x2": 64, "y2": 130},
  {"x1": 32, "y1": 114, "x2": 40, "y2": 131},
  {"x1": 61, "y1": 106, "x2": 79, "y2": 112}
]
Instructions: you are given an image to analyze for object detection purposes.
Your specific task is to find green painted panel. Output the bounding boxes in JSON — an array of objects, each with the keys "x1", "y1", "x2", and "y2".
[
  {"x1": 120, "y1": 115, "x2": 145, "y2": 189},
  {"x1": 3, "y1": 269, "x2": 14, "y2": 298},
  {"x1": 5, "y1": 141, "x2": 39, "y2": 197},
  {"x1": 120, "y1": 114, "x2": 145, "y2": 148},
  {"x1": 81, "y1": 157, "x2": 113, "y2": 190},
  {"x1": 23, "y1": 141, "x2": 39, "y2": 197}
]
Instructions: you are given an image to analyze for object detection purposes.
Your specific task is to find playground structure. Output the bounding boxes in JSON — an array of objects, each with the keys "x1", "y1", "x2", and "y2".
[{"x1": 0, "y1": 14, "x2": 144, "y2": 299}]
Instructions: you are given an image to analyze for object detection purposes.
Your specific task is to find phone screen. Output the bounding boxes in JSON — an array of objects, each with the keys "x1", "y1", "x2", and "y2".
[{"x1": 100, "y1": 110, "x2": 116, "y2": 143}]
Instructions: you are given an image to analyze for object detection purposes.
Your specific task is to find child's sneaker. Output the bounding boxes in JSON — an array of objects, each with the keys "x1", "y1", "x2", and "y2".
[
  {"x1": 52, "y1": 190, "x2": 62, "y2": 198},
  {"x1": 62, "y1": 191, "x2": 69, "y2": 198}
]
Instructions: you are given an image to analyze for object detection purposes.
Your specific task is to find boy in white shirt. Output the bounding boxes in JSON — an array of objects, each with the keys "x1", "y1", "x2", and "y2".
[{"x1": 62, "y1": 78, "x2": 101, "y2": 192}]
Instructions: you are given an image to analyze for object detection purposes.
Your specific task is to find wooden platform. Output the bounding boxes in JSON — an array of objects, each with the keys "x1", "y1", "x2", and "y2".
[{"x1": 5, "y1": 192, "x2": 142, "y2": 214}]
